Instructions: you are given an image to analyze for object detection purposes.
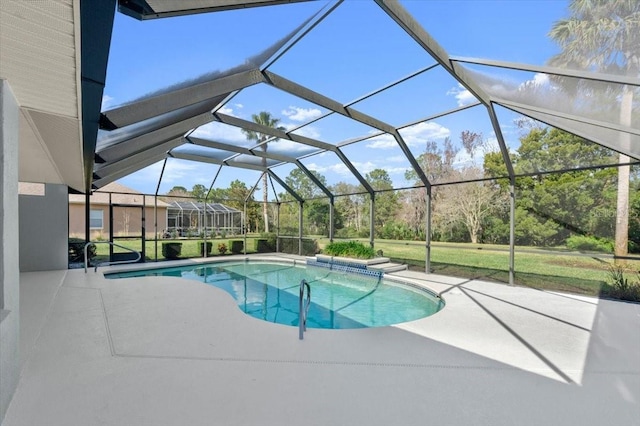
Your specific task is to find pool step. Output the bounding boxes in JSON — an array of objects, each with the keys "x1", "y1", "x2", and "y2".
[{"x1": 367, "y1": 262, "x2": 408, "y2": 273}]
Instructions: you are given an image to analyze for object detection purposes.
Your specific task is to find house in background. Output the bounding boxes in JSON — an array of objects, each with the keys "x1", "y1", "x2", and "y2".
[{"x1": 68, "y1": 182, "x2": 168, "y2": 240}]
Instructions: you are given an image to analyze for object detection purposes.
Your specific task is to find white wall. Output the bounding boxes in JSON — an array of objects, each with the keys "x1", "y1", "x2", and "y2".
[
  {"x1": 19, "y1": 183, "x2": 69, "y2": 272},
  {"x1": 0, "y1": 80, "x2": 20, "y2": 425}
]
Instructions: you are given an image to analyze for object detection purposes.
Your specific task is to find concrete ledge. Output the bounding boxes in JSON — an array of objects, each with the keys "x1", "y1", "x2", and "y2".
[{"x1": 315, "y1": 254, "x2": 390, "y2": 266}]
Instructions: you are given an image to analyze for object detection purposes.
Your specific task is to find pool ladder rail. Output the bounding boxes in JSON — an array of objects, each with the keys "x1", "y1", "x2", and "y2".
[
  {"x1": 84, "y1": 241, "x2": 142, "y2": 273},
  {"x1": 299, "y1": 279, "x2": 311, "y2": 340}
]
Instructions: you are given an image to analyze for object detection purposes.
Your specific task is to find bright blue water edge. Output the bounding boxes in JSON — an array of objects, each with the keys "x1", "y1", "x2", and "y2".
[{"x1": 106, "y1": 261, "x2": 445, "y2": 329}]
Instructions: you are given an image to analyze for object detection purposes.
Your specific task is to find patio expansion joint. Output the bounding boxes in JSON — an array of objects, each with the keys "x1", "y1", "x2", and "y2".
[
  {"x1": 108, "y1": 352, "x2": 572, "y2": 374},
  {"x1": 97, "y1": 288, "x2": 116, "y2": 357}
]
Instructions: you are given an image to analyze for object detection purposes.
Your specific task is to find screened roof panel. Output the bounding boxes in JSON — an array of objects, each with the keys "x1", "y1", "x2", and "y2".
[
  {"x1": 351, "y1": 66, "x2": 476, "y2": 127},
  {"x1": 400, "y1": 106, "x2": 509, "y2": 184},
  {"x1": 400, "y1": 0, "x2": 568, "y2": 66},
  {"x1": 167, "y1": 201, "x2": 241, "y2": 213},
  {"x1": 190, "y1": 121, "x2": 255, "y2": 147},
  {"x1": 460, "y1": 63, "x2": 640, "y2": 138},
  {"x1": 223, "y1": 83, "x2": 328, "y2": 128},
  {"x1": 171, "y1": 146, "x2": 235, "y2": 162},
  {"x1": 503, "y1": 105, "x2": 640, "y2": 166},
  {"x1": 267, "y1": 1, "x2": 435, "y2": 103},
  {"x1": 259, "y1": 139, "x2": 322, "y2": 159},
  {"x1": 298, "y1": 150, "x2": 366, "y2": 194},
  {"x1": 290, "y1": 113, "x2": 379, "y2": 145},
  {"x1": 340, "y1": 136, "x2": 416, "y2": 190},
  {"x1": 99, "y1": 1, "x2": 640, "y2": 196},
  {"x1": 226, "y1": 154, "x2": 281, "y2": 169},
  {"x1": 106, "y1": 2, "x2": 322, "y2": 107}
]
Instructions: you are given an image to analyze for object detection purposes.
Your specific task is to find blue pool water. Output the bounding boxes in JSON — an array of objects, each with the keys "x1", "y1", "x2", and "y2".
[{"x1": 106, "y1": 261, "x2": 444, "y2": 329}]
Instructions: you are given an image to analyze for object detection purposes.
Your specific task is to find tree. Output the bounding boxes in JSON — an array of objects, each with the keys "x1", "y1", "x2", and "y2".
[
  {"x1": 364, "y1": 169, "x2": 398, "y2": 233},
  {"x1": 548, "y1": 0, "x2": 640, "y2": 259},
  {"x1": 241, "y1": 111, "x2": 284, "y2": 233},
  {"x1": 284, "y1": 168, "x2": 327, "y2": 199},
  {"x1": 332, "y1": 182, "x2": 365, "y2": 235},
  {"x1": 509, "y1": 128, "x2": 617, "y2": 246},
  {"x1": 165, "y1": 186, "x2": 191, "y2": 201},
  {"x1": 191, "y1": 184, "x2": 207, "y2": 201}
]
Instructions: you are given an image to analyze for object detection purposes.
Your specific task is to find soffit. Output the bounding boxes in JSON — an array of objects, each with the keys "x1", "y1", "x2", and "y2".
[{"x1": 0, "y1": 0, "x2": 84, "y2": 190}]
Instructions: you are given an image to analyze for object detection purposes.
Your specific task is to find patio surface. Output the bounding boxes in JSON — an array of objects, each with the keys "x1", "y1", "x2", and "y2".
[{"x1": 4, "y1": 254, "x2": 639, "y2": 426}]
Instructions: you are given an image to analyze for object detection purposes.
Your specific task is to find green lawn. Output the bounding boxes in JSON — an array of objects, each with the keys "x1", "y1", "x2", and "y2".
[
  {"x1": 89, "y1": 235, "x2": 640, "y2": 298},
  {"x1": 317, "y1": 238, "x2": 639, "y2": 297}
]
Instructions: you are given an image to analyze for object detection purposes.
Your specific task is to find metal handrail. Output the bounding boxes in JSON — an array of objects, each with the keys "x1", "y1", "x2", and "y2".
[
  {"x1": 299, "y1": 279, "x2": 311, "y2": 340},
  {"x1": 84, "y1": 241, "x2": 142, "y2": 273}
]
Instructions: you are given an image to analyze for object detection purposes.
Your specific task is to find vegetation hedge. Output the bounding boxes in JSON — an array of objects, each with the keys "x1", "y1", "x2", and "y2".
[{"x1": 323, "y1": 241, "x2": 374, "y2": 259}]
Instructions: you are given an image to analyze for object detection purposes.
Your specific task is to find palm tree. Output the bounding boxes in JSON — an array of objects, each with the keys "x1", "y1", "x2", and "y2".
[
  {"x1": 241, "y1": 111, "x2": 283, "y2": 233},
  {"x1": 548, "y1": 0, "x2": 639, "y2": 260}
]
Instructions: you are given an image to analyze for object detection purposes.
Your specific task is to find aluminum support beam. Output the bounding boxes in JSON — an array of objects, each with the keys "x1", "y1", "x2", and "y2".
[
  {"x1": 268, "y1": 170, "x2": 304, "y2": 203},
  {"x1": 188, "y1": 136, "x2": 297, "y2": 163},
  {"x1": 170, "y1": 151, "x2": 266, "y2": 171}
]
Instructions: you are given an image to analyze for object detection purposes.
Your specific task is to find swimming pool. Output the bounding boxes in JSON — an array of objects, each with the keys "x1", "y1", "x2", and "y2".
[{"x1": 106, "y1": 261, "x2": 444, "y2": 329}]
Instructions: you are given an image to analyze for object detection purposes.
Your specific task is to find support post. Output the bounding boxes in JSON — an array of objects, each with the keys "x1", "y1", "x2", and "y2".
[
  {"x1": 369, "y1": 193, "x2": 375, "y2": 249},
  {"x1": 85, "y1": 191, "x2": 90, "y2": 243},
  {"x1": 277, "y1": 202, "x2": 281, "y2": 253},
  {"x1": 426, "y1": 187, "x2": 432, "y2": 274},
  {"x1": 509, "y1": 178, "x2": 516, "y2": 286},
  {"x1": 329, "y1": 196, "x2": 334, "y2": 243},
  {"x1": 243, "y1": 201, "x2": 247, "y2": 255},
  {"x1": 299, "y1": 201, "x2": 304, "y2": 256}
]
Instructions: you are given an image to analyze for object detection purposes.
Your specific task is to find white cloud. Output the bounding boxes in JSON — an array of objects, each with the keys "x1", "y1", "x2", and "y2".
[
  {"x1": 282, "y1": 106, "x2": 322, "y2": 122},
  {"x1": 306, "y1": 161, "x2": 377, "y2": 178},
  {"x1": 285, "y1": 123, "x2": 321, "y2": 140},
  {"x1": 518, "y1": 73, "x2": 550, "y2": 91},
  {"x1": 101, "y1": 94, "x2": 114, "y2": 110},
  {"x1": 365, "y1": 122, "x2": 450, "y2": 149},
  {"x1": 234, "y1": 103, "x2": 244, "y2": 109},
  {"x1": 447, "y1": 84, "x2": 476, "y2": 107},
  {"x1": 399, "y1": 122, "x2": 451, "y2": 146},
  {"x1": 190, "y1": 121, "x2": 246, "y2": 143},
  {"x1": 387, "y1": 155, "x2": 408, "y2": 163},
  {"x1": 365, "y1": 134, "x2": 396, "y2": 149},
  {"x1": 453, "y1": 136, "x2": 501, "y2": 168},
  {"x1": 217, "y1": 106, "x2": 236, "y2": 117}
]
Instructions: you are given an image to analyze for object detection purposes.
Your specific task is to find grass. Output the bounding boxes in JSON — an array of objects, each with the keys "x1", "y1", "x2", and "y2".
[
  {"x1": 316, "y1": 238, "x2": 640, "y2": 298},
  {"x1": 88, "y1": 234, "x2": 640, "y2": 299}
]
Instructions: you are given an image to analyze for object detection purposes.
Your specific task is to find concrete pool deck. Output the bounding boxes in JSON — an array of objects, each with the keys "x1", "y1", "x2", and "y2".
[{"x1": 3, "y1": 254, "x2": 639, "y2": 426}]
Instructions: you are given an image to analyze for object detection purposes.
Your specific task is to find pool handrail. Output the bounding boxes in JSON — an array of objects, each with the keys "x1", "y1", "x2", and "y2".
[
  {"x1": 299, "y1": 279, "x2": 311, "y2": 340},
  {"x1": 84, "y1": 241, "x2": 142, "y2": 273}
]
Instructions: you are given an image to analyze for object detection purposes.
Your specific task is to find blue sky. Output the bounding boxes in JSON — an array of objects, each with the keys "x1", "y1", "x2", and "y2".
[{"x1": 103, "y1": 0, "x2": 570, "y2": 196}]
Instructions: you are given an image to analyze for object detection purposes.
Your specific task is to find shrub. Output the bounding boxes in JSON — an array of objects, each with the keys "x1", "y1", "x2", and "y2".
[
  {"x1": 606, "y1": 265, "x2": 640, "y2": 302},
  {"x1": 217, "y1": 243, "x2": 227, "y2": 255},
  {"x1": 230, "y1": 240, "x2": 244, "y2": 254},
  {"x1": 69, "y1": 238, "x2": 96, "y2": 263},
  {"x1": 162, "y1": 242, "x2": 182, "y2": 259},
  {"x1": 323, "y1": 241, "x2": 374, "y2": 259},
  {"x1": 566, "y1": 235, "x2": 613, "y2": 253}
]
